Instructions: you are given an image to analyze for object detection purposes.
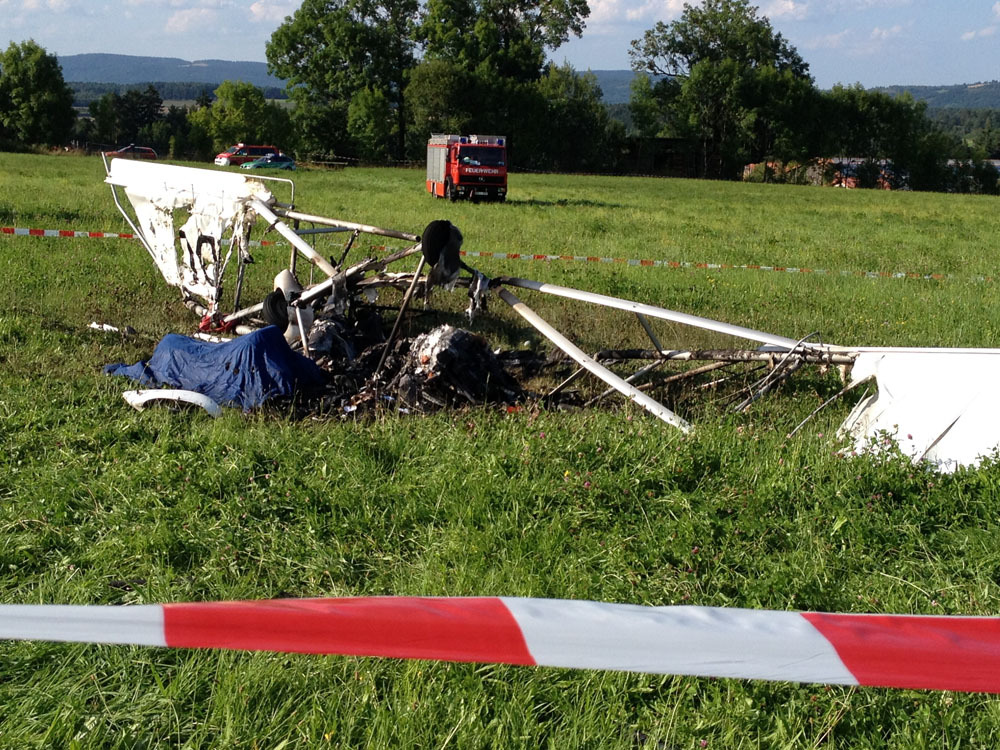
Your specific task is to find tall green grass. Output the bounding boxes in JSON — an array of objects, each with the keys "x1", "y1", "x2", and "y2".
[{"x1": 2, "y1": 153, "x2": 1000, "y2": 747}]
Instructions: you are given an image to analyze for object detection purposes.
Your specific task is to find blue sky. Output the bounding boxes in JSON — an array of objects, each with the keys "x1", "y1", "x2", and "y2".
[{"x1": 2, "y1": 0, "x2": 999, "y2": 89}]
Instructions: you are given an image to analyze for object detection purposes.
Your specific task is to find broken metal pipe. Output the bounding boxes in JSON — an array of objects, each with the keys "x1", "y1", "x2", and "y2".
[{"x1": 496, "y1": 286, "x2": 693, "y2": 433}]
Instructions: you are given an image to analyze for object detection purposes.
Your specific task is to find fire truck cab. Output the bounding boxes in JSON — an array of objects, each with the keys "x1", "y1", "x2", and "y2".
[{"x1": 426, "y1": 134, "x2": 507, "y2": 202}]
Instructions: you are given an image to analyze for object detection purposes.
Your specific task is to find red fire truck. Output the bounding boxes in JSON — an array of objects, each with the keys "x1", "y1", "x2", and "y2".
[{"x1": 426, "y1": 134, "x2": 507, "y2": 202}]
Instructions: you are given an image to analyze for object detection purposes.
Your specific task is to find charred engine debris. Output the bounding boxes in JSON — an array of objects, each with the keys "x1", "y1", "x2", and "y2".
[
  {"x1": 260, "y1": 277, "x2": 529, "y2": 415},
  {"x1": 228, "y1": 233, "x2": 596, "y2": 417}
]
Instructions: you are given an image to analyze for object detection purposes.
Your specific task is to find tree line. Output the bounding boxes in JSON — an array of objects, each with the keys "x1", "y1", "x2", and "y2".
[
  {"x1": 627, "y1": 0, "x2": 998, "y2": 191},
  {"x1": 70, "y1": 81, "x2": 287, "y2": 107},
  {"x1": 1, "y1": 0, "x2": 998, "y2": 193}
]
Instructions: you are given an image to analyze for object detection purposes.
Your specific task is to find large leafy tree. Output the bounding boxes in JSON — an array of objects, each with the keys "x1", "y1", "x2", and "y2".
[
  {"x1": 629, "y1": 0, "x2": 812, "y2": 178},
  {"x1": 187, "y1": 80, "x2": 293, "y2": 157},
  {"x1": 629, "y1": 0, "x2": 806, "y2": 79},
  {"x1": 117, "y1": 85, "x2": 163, "y2": 144},
  {"x1": 88, "y1": 93, "x2": 120, "y2": 147},
  {"x1": 0, "y1": 40, "x2": 75, "y2": 148},
  {"x1": 404, "y1": 59, "x2": 481, "y2": 151},
  {"x1": 527, "y1": 63, "x2": 623, "y2": 171},
  {"x1": 409, "y1": 0, "x2": 590, "y2": 164},
  {"x1": 421, "y1": 0, "x2": 590, "y2": 82},
  {"x1": 347, "y1": 87, "x2": 395, "y2": 161},
  {"x1": 266, "y1": 0, "x2": 419, "y2": 159},
  {"x1": 89, "y1": 85, "x2": 163, "y2": 146},
  {"x1": 820, "y1": 85, "x2": 952, "y2": 191}
]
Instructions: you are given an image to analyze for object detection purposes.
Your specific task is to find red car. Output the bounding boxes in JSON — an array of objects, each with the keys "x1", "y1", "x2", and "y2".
[
  {"x1": 214, "y1": 143, "x2": 279, "y2": 167},
  {"x1": 104, "y1": 144, "x2": 157, "y2": 160}
]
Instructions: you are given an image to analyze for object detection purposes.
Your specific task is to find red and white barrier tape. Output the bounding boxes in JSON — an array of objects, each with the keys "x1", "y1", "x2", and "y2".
[
  {"x1": 2, "y1": 596, "x2": 1000, "y2": 693},
  {"x1": 1, "y1": 226, "x2": 980, "y2": 283},
  {"x1": 2, "y1": 226, "x2": 136, "y2": 239},
  {"x1": 459, "y1": 250, "x2": 961, "y2": 282},
  {"x1": 0, "y1": 226, "x2": 278, "y2": 246}
]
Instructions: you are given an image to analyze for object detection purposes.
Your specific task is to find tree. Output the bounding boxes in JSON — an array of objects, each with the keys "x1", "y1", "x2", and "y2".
[
  {"x1": 0, "y1": 40, "x2": 75, "y2": 148},
  {"x1": 744, "y1": 63, "x2": 820, "y2": 166},
  {"x1": 973, "y1": 116, "x2": 1000, "y2": 158},
  {"x1": 187, "y1": 80, "x2": 293, "y2": 156},
  {"x1": 421, "y1": 0, "x2": 590, "y2": 82},
  {"x1": 347, "y1": 87, "x2": 394, "y2": 161},
  {"x1": 820, "y1": 85, "x2": 951, "y2": 191},
  {"x1": 90, "y1": 85, "x2": 164, "y2": 147},
  {"x1": 628, "y1": 0, "x2": 812, "y2": 178},
  {"x1": 195, "y1": 88, "x2": 214, "y2": 110},
  {"x1": 117, "y1": 85, "x2": 163, "y2": 144},
  {"x1": 528, "y1": 63, "x2": 622, "y2": 171},
  {"x1": 88, "y1": 93, "x2": 120, "y2": 146},
  {"x1": 404, "y1": 59, "x2": 480, "y2": 153},
  {"x1": 404, "y1": 59, "x2": 531, "y2": 160},
  {"x1": 628, "y1": 74, "x2": 671, "y2": 138},
  {"x1": 267, "y1": 0, "x2": 419, "y2": 158},
  {"x1": 629, "y1": 0, "x2": 806, "y2": 79}
]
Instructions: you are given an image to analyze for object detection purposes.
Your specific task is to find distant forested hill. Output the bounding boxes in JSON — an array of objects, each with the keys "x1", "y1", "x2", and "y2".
[
  {"x1": 588, "y1": 70, "x2": 644, "y2": 105},
  {"x1": 56, "y1": 56, "x2": 1000, "y2": 111},
  {"x1": 872, "y1": 81, "x2": 1000, "y2": 109},
  {"x1": 58, "y1": 53, "x2": 285, "y2": 89},
  {"x1": 590, "y1": 71, "x2": 1000, "y2": 109}
]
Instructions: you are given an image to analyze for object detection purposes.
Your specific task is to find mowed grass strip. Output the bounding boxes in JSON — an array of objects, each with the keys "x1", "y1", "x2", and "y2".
[{"x1": 1, "y1": 153, "x2": 1000, "y2": 747}]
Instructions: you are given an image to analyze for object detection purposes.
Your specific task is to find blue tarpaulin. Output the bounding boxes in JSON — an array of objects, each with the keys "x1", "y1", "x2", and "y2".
[{"x1": 105, "y1": 326, "x2": 327, "y2": 410}]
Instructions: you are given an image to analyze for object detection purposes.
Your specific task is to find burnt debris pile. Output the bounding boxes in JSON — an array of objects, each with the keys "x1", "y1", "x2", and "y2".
[{"x1": 281, "y1": 296, "x2": 545, "y2": 417}]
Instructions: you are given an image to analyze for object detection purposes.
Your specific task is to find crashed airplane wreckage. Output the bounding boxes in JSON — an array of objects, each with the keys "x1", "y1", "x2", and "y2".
[{"x1": 103, "y1": 159, "x2": 1000, "y2": 471}]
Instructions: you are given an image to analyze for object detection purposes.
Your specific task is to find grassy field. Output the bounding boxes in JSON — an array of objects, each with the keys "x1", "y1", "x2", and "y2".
[{"x1": 2, "y1": 152, "x2": 1000, "y2": 747}]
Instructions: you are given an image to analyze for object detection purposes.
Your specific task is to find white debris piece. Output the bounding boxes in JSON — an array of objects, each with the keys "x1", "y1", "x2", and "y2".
[
  {"x1": 105, "y1": 160, "x2": 273, "y2": 312},
  {"x1": 123, "y1": 389, "x2": 222, "y2": 418},
  {"x1": 838, "y1": 351, "x2": 1000, "y2": 472}
]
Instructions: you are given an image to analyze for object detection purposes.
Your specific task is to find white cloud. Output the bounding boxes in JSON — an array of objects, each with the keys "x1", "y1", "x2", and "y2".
[
  {"x1": 961, "y1": 26, "x2": 997, "y2": 41},
  {"x1": 804, "y1": 23, "x2": 909, "y2": 57},
  {"x1": 958, "y1": 2, "x2": 1000, "y2": 40},
  {"x1": 586, "y1": 0, "x2": 685, "y2": 25},
  {"x1": 166, "y1": 7, "x2": 217, "y2": 33},
  {"x1": 763, "y1": 0, "x2": 808, "y2": 20},
  {"x1": 828, "y1": 0, "x2": 910, "y2": 8},
  {"x1": 629, "y1": 0, "x2": 680, "y2": 21},
  {"x1": 804, "y1": 29, "x2": 851, "y2": 50},
  {"x1": 124, "y1": 0, "x2": 223, "y2": 6},
  {"x1": 870, "y1": 24, "x2": 903, "y2": 41},
  {"x1": 249, "y1": 0, "x2": 297, "y2": 24},
  {"x1": 22, "y1": 0, "x2": 73, "y2": 9},
  {"x1": 581, "y1": 0, "x2": 805, "y2": 27}
]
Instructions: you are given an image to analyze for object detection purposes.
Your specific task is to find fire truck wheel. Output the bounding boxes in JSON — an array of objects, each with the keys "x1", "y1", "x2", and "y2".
[{"x1": 446, "y1": 180, "x2": 457, "y2": 201}]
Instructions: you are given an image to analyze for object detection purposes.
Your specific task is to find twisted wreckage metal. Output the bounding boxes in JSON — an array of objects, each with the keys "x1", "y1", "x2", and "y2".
[{"x1": 103, "y1": 159, "x2": 1000, "y2": 472}]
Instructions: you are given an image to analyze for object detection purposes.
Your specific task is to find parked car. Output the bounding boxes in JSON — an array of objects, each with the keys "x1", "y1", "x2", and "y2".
[
  {"x1": 240, "y1": 153, "x2": 296, "y2": 171},
  {"x1": 214, "y1": 143, "x2": 278, "y2": 166},
  {"x1": 104, "y1": 144, "x2": 157, "y2": 160}
]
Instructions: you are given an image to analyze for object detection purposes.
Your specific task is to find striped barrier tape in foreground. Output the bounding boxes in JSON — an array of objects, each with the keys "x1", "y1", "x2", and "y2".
[
  {"x1": 1, "y1": 226, "x2": 986, "y2": 283},
  {"x1": 2, "y1": 597, "x2": 1000, "y2": 693},
  {"x1": 0, "y1": 226, "x2": 279, "y2": 246}
]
